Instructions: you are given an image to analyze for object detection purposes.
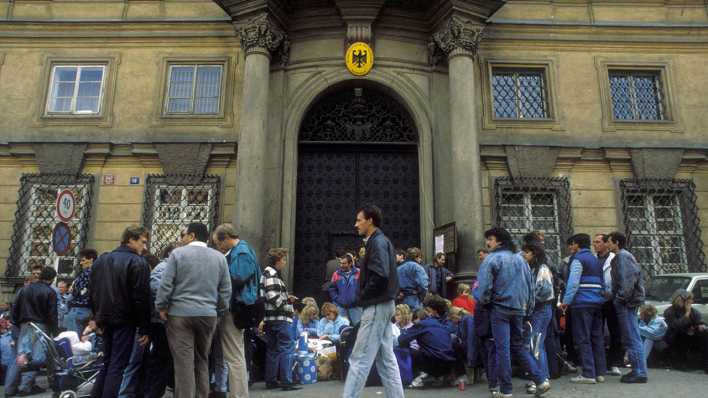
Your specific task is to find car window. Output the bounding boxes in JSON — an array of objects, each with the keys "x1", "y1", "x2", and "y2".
[
  {"x1": 691, "y1": 279, "x2": 708, "y2": 304},
  {"x1": 646, "y1": 276, "x2": 692, "y2": 301}
]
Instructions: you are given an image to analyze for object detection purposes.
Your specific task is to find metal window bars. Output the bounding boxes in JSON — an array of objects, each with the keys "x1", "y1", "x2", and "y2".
[
  {"x1": 142, "y1": 174, "x2": 221, "y2": 257},
  {"x1": 492, "y1": 68, "x2": 549, "y2": 120},
  {"x1": 620, "y1": 179, "x2": 705, "y2": 277},
  {"x1": 494, "y1": 177, "x2": 573, "y2": 268},
  {"x1": 609, "y1": 71, "x2": 666, "y2": 121},
  {"x1": 5, "y1": 174, "x2": 95, "y2": 280}
]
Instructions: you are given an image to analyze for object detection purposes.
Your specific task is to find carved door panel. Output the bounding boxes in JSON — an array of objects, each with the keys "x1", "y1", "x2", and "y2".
[{"x1": 294, "y1": 146, "x2": 420, "y2": 297}]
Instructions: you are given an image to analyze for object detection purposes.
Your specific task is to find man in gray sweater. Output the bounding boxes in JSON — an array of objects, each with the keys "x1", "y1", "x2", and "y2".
[{"x1": 156, "y1": 222, "x2": 232, "y2": 398}]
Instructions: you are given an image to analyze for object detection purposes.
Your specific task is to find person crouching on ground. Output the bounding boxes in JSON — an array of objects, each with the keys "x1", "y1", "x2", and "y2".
[
  {"x1": 260, "y1": 248, "x2": 301, "y2": 391},
  {"x1": 399, "y1": 295, "x2": 457, "y2": 388},
  {"x1": 663, "y1": 289, "x2": 708, "y2": 373}
]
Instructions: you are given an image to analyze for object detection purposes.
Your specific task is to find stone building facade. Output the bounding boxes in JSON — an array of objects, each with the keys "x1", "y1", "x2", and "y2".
[{"x1": 1, "y1": 0, "x2": 707, "y2": 298}]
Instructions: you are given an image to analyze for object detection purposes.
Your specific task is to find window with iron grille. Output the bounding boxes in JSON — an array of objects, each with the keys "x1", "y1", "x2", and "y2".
[
  {"x1": 142, "y1": 175, "x2": 221, "y2": 256},
  {"x1": 494, "y1": 177, "x2": 573, "y2": 268},
  {"x1": 164, "y1": 64, "x2": 224, "y2": 115},
  {"x1": 609, "y1": 71, "x2": 666, "y2": 121},
  {"x1": 6, "y1": 174, "x2": 94, "y2": 279},
  {"x1": 620, "y1": 179, "x2": 705, "y2": 276},
  {"x1": 46, "y1": 65, "x2": 106, "y2": 115},
  {"x1": 491, "y1": 68, "x2": 549, "y2": 120}
]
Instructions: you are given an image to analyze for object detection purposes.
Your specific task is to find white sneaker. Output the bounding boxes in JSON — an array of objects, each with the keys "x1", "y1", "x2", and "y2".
[
  {"x1": 570, "y1": 375, "x2": 597, "y2": 384},
  {"x1": 491, "y1": 392, "x2": 512, "y2": 398},
  {"x1": 409, "y1": 372, "x2": 427, "y2": 388},
  {"x1": 535, "y1": 380, "x2": 551, "y2": 397},
  {"x1": 608, "y1": 366, "x2": 622, "y2": 376},
  {"x1": 596, "y1": 375, "x2": 605, "y2": 383},
  {"x1": 526, "y1": 381, "x2": 536, "y2": 394}
]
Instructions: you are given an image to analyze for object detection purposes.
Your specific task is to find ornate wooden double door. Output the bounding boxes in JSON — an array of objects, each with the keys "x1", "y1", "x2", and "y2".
[{"x1": 294, "y1": 85, "x2": 421, "y2": 297}]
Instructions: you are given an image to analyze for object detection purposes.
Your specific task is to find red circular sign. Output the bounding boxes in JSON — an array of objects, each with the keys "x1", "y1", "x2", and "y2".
[{"x1": 56, "y1": 189, "x2": 76, "y2": 223}]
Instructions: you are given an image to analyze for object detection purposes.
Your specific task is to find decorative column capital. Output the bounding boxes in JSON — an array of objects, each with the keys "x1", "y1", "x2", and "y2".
[
  {"x1": 429, "y1": 16, "x2": 485, "y2": 65},
  {"x1": 236, "y1": 14, "x2": 290, "y2": 66}
]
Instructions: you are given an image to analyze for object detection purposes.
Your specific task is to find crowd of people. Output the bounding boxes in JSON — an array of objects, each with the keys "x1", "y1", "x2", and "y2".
[{"x1": 0, "y1": 204, "x2": 707, "y2": 398}]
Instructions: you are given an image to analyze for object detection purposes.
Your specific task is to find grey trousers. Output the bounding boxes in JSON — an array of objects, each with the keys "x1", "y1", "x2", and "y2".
[
  {"x1": 166, "y1": 315, "x2": 218, "y2": 398},
  {"x1": 220, "y1": 313, "x2": 250, "y2": 398}
]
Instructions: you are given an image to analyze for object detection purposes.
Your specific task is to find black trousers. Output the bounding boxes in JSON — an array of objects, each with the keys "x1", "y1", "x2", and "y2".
[
  {"x1": 91, "y1": 324, "x2": 136, "y2": 398},
  {"x1": 602, "y1": 300, "x2": 624, "y2": 367},
  {"x1": 410, "y1": 350, "x2": 457, "y2": 378},
  {"x1": 143, "y1": 322, "x2": 174, "y2": 398},
  {"x1": 668, "y1": 331, "x2": 708, "y2": 370}
]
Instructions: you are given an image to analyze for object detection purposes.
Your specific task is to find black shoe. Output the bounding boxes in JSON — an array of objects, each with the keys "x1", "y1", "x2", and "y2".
[
  {"x1": 265, "y1": 382, "x2": 280, "y2": 390},
  {"x1": 620, "y1": 374, "x2": 647, "y2": 384},
  {"x1": 281, "y1": 384, "x2": 302, "y2": 391}
]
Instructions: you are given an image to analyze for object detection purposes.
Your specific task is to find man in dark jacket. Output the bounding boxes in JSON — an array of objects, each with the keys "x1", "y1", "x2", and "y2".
[
  {"x1": 663, "y1": 289, "x2": 708, "y2": 372},
  {"x1": 608, "y1": 231, "x2": 647, "y2": 383},
  {"x1": 90, "y1": 225, "x2": 151, "y2": 398},
  {"x1": 328, "y1": 253, "x2": 362, "y2": 325},
  {"x1": 342, "y1": 205, "x2": 403, "y2": 398},
  {"x1": 12, "y1": 266, "x2": 58, "y2": 396}
]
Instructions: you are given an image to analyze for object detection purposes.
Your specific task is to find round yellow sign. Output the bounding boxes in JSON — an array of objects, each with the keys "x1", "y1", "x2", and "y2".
[{"x1": 345, "y1": 42, "x2": 374, "y2": 76}]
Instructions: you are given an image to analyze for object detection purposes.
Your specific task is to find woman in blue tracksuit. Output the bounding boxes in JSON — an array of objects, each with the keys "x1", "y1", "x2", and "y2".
[{"x1": 521, "y1": 242, "x2": 555, "y2": 394}]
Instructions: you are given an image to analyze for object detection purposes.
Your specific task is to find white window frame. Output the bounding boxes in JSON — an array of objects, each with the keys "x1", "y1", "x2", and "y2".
[
  {"x1": 163, "y1": 64, "x2": 224, "y2": 116},
  {"x1": 625, "y1": 192, "x2": 688, "y2": 275},
  {"x1": 45, "y1": 65, "x2": 106, "y2": 115},
  {"x1": 20, "y1": 183, "x2": 90, "y2": 275},
  {"x1": 148, "y1": 183, "x2": 216, "y2": 253}
]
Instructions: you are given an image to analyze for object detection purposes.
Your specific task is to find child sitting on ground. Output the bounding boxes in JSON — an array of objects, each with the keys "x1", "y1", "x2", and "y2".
[
  {"x1": 297, "y1": 305, "x2": 320, "y2": 338},
  {"x1": 452, "y1": 283, "x2": 476, "y2": 315}
]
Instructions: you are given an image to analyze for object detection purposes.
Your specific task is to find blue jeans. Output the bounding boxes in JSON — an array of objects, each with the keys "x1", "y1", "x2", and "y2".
[
  {"x1": 264, "y1": 321, "x2": 294, "y2": 385},
  {"x1": 118, "y1": 333, "x2": 146, "y2": 398},
  {"x1": 337, "y1": 305, "x2": 363, "y2": 326},
  {"x1": 614, "y1": 301, "x2": 647, "y2": 378},
  {"x1": 2, "y1": 333, "x2": 20, "y2": 395},
  {"x1": 490, "y1": 309, "x2": 543, "y2": 395},
  {"x1": 17, "y1": 323, "x2": 48, "y2": 393},
  {"x1": 571, "y1": 307, "x2": 606, "y2": 379},
  {"x1": 530, "y1": 303, "x2": 553, "y2": 381},
  {"x1": 342, "y1": 300, "x2": 404, "y2": 398},
  {"x1": 64, "y1": 307, "x2": 92, "y2": 334},
  {"x1": 91, "y1": 325, "x2": 136, "y2": 398},
  {"x1": 480, "y1": 337, "x2": 498, "y2": 389}
]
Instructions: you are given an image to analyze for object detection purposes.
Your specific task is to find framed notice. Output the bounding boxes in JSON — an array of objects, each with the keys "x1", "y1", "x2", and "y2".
[{"x1": 433, "y1": 222, "x2": 458, "y2": 272}]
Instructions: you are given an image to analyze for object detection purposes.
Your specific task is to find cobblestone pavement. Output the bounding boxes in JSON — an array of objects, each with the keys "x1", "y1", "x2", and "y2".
[{"x1": 5, "y1": 368, "x2": 706, "y2": 397}]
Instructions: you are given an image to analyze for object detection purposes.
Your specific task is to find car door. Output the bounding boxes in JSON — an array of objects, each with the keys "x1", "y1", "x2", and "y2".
[{"x1": 690, "y1": 277, "x2": 708, "y2": 320}]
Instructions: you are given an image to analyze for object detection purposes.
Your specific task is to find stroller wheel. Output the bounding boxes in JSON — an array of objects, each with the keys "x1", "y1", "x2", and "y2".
[{"x1": 59, "y1": 391, "x2": 78, "y2": 398}]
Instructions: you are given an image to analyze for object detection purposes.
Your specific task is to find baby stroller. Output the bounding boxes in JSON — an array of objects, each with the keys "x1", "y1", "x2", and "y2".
[{"x1": 27, "y1": 322, "x2": 102, "y2": 398}]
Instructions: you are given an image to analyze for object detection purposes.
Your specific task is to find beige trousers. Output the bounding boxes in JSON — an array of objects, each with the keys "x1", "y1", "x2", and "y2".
[
  {"x1": 221, "y1": 312, "x2": 250, "y2": 398},
  {"x1": 166, "y1": 315, "x2": 218, "y2": 398}
]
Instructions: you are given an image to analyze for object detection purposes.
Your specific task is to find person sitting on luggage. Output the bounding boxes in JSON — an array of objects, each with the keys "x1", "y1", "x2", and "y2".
[
  {"x1": 317, "y1": 303, "x2": 350, "y2": 344},
  {"x1": 638, "y1": 304, "x2": 667, "y2": 363},
  {"x1": 399, "y1": 295, "x2": 457, "y2": 387},
  {"x1": 452, "y1": 284, "x2": 476, "y2": 315},
  {"x1": 297, "y1": 305, "x2": 319, "y2": 338}
]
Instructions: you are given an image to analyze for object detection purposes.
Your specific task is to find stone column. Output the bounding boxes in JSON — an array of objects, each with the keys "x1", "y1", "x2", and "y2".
[
  {"x1": 431, "y1": 16, "x2": 485, "y2": 277},
  {"x1": 233, "y1": 15, "x2": 288, "y2": 254}
]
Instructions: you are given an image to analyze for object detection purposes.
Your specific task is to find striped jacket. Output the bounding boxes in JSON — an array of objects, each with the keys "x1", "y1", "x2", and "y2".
[{"x1": 259, "y1": 266, "x2": 294, "y2": 323}]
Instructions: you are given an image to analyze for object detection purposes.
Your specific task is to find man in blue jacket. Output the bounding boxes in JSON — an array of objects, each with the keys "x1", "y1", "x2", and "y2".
[
  {"x1": 398, "y1": 295, "x2": 456, "y2": 385},
  {"x1": 396, "y1": 247, "x2": 429, "y2": 311},
  {"x1": 342, "y1": 205, "x2": 403, "y2": 398},
  {"x1": 608, "y1": 231, "x2": 647, "y2": 383},
  {"x1": 213, "y1": 223, "x2": 261, "y2": 398},
  {"x1": 328, "y1": 253, "x2": 362, "y2": 325},
  {"x1": 560, "y1": 233, "x2": 607, "y2": 384},
  {"x1": 476, "y1": 227, "x2": 550, "y2": 398}
]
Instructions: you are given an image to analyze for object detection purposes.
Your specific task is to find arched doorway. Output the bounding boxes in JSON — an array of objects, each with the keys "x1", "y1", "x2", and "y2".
[{"x1": 294, "y1": 83, "x2": 421, "y2": 297}]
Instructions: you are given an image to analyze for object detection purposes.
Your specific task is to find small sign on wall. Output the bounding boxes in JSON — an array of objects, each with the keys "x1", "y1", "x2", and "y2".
[
  {"x1": 102, "y1": 174, "x2": 115, "y2": 185},
  {"x1": 129, "y1": 176, "x2": 140, "y2": 185}
]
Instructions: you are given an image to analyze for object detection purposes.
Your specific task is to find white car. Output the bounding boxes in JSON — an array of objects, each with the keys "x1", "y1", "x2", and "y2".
[{"x1": 644, "y1": 273, "x2": 708, "y2": 319}]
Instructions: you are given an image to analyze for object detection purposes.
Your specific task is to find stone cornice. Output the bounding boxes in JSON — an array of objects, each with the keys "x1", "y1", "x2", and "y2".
[
  {"x1": 235, "y1": 13, "x2": 290, "y2": 64},
  {"x1": 429, "y1": 15, "x2": 484, "y2": 65},
  {"x1": 335, "y1": 0, "x2": 386, "y2": 43}
]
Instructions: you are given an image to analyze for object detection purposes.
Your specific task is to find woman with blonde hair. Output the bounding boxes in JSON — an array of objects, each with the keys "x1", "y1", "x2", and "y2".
[
  {"x1": 317, "y1": 302, "x2": 350, "y2": 343},
  {"x1": 297, "y1": 304, "x2": 320, "y2": 338}
]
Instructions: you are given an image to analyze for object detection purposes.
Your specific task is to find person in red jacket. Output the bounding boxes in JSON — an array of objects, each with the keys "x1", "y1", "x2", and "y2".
[{"x1": 452, "y1": 283, "x2": 476, "y2": 315}]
